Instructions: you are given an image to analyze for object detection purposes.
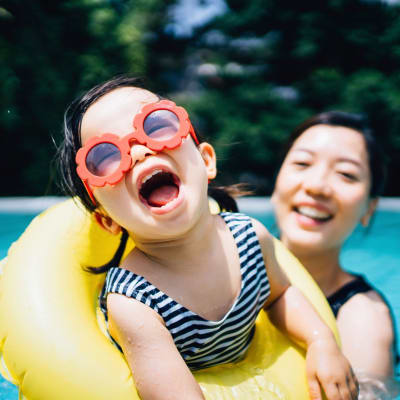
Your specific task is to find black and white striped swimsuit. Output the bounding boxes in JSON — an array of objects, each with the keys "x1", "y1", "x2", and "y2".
[{"x1": 100, "y1": 212, "x2": 270, "y2": 371}]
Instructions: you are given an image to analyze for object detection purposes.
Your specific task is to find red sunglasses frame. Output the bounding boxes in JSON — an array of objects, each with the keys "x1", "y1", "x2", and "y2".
[{"x1": 76, "y1": 100, "x2": 199, "y2": 204}]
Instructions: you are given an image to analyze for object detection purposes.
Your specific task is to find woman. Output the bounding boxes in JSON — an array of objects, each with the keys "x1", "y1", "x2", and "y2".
[{"x1": 271, "y1": 111, "x2": 398, "y2": 395}]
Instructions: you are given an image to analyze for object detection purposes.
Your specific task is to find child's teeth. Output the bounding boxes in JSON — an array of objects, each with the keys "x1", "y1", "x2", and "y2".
[
  {"x1": 142, "y1": 169, "x2": 162, "y2": 184},
  {"x1": 298, "y1": 206, "x2": 330, "y2": 219}
]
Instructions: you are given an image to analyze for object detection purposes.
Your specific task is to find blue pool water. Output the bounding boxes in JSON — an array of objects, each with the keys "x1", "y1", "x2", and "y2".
[{"x1": 0, "y1": 197, "x2": 399, "y2": 399}]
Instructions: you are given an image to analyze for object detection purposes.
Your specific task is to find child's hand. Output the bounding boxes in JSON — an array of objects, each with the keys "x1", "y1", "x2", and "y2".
[{"x1": 306, "y1": 337, "x2": 359, "y2": 400}]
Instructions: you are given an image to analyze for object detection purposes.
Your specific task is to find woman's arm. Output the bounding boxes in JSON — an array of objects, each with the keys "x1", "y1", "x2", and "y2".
[
  {"x1": 251, "y1": 218, "x2": 358, "y2": 400},
  {"x1": 336, "y1": 291, "x2": 395, "y2": 377},
  {"x1": 107, "y1": 293, "x2": 205, "y2": 400}
]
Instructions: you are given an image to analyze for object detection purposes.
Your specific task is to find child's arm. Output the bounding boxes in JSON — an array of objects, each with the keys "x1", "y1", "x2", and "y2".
[
  {"x1": 252, "y1": 218, "x2": 359, "y2": 400},
  {"x1": 107, "y1": 293, "x2": 205, "y2": 400}
]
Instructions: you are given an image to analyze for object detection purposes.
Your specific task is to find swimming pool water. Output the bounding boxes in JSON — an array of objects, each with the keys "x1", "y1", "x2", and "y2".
[{"x1": 0, "y1": 198, "x2": 399, "y2": 399}]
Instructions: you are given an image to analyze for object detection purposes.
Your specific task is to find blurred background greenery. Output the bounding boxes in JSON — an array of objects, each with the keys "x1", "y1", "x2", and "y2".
[{"x1": 1, "y1": 0, "x2": 399, "y2": 196}]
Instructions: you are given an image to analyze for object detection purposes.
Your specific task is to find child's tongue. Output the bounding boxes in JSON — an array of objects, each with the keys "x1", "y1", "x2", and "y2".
[{"x1": 147, "y1": 185, "x2": 179, "y2": 207}]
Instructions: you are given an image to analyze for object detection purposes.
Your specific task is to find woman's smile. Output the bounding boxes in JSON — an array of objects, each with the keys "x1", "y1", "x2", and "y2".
[{"x1": 292, "y1": 203, "x2": 334, "y2": 229}]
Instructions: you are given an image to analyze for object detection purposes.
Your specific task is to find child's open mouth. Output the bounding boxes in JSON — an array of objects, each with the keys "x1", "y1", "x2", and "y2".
[{"x1": 139, "y1": 169, "x2": 181, "y2": 208}]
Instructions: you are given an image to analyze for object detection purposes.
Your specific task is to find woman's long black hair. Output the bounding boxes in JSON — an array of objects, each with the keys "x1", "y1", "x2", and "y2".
[{"x1": 56, "y1": 75, "x2": 250, "y2": 274}]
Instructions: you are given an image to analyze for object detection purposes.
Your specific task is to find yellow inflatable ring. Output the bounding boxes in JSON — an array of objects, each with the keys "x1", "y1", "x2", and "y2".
[{"x1": 0, "y1": 199, "x2": 339, "y2": 400}]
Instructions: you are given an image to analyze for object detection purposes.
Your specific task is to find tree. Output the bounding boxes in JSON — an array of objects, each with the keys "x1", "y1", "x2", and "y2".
[
  {"x1": 173, "y1": 0, "x2": 400, "y2": 195},
  {"x1": 0, "y1": 0, "x2": 176, "y2": 195},
  {"x1": 1, "y1": 0, "x2": 400, "y2": 196}
]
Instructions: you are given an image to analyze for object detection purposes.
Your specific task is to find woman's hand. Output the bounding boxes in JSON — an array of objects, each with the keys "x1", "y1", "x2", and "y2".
[{"x1": 306, "y1": 337, "x2": 359, "y2": 400}]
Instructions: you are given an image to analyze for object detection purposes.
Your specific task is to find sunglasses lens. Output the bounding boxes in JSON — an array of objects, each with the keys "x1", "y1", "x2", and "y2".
[
  {"x1": 143, "y1": 110, "x2": 179, "y2": 141},
  {"x1": 86, "y1": 143, "x2": 121, "y2": 177}
]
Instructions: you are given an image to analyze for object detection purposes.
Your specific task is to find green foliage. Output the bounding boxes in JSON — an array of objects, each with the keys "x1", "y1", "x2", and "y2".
[
  {"x1": 0, "y1": 0, "x2": 174, "y2": 195},
  {"x1": 1, "y1": 0, "x2": 400, "y2": 196},
  {"x1": 180, "y1": 0, "x2": 400, "y2": 195}
]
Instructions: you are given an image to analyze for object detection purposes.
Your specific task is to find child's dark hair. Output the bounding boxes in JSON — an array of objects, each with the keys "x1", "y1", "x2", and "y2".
[
  {"x1": 280, "y1": 111, "x2": 387, "y2": 198},
  {"x1": 56, "y1": 75, "x2": 248, "y2": 274}
]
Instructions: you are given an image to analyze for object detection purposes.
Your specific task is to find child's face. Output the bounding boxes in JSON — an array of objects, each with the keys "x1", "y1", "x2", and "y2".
[
  {"x1": 80, "y1": 87, "x2": 216, "y2": 240},
  {"x1": 272, "y1": 124, "x2": 374, "y2": 256}
]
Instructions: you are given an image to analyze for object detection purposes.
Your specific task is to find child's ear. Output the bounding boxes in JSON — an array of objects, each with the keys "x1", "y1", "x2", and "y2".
[
  {"x1": 360, "y1": 198, "x2": 378, "y2": 227},
  {"x1": 94, "y1": 212, "x2": 121, "y2": 235},
  {"x1": 198, "y1": 142, "x2": 217, "y2": 180}
]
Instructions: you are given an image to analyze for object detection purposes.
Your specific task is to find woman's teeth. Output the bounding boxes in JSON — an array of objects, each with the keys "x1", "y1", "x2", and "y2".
[{"x1": 296, "y1": 206, "x2": 332, "y2": 220}]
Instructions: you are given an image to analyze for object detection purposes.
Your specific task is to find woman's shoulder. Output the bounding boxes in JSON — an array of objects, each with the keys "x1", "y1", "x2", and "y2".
[
  {"x1": 337, "y1": 288, "x2": 394, "y2": 344},
  {"x1": 335, "y1": 275, "x2": 392, "y2": 323},
  {"x1": 339, "y1": 288, "x2": 391, "y2": 314},
  {"x1": 336, "y1": 288, "x2": 395, "y2": 376}
]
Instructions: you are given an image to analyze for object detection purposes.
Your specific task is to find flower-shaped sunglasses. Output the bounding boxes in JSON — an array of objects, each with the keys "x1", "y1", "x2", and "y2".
[{"x1": 76, "y1": 100, "x2": 199, "y2": 204}]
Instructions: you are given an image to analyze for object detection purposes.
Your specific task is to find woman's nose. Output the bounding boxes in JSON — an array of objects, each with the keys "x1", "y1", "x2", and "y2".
[
  {"x1": 130, "y1": 144, "x2": 156, "y2": 165},
  {"x1": 303, "y1": 168, "x2": 332, "y2": 197}
]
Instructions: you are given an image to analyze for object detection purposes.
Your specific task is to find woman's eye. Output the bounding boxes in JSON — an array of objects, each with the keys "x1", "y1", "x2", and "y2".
[
  {"x1": 293, "y1": 161, "x2": 310, "y2": 167},
  {"x1": 339, "y1": 172, "x2": 358, "y2": 181}
]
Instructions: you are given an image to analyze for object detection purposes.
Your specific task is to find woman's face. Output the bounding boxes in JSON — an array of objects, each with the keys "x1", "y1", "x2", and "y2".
[{"x1": 272, "y1": 124, "x2": 375, "y2": 256}]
